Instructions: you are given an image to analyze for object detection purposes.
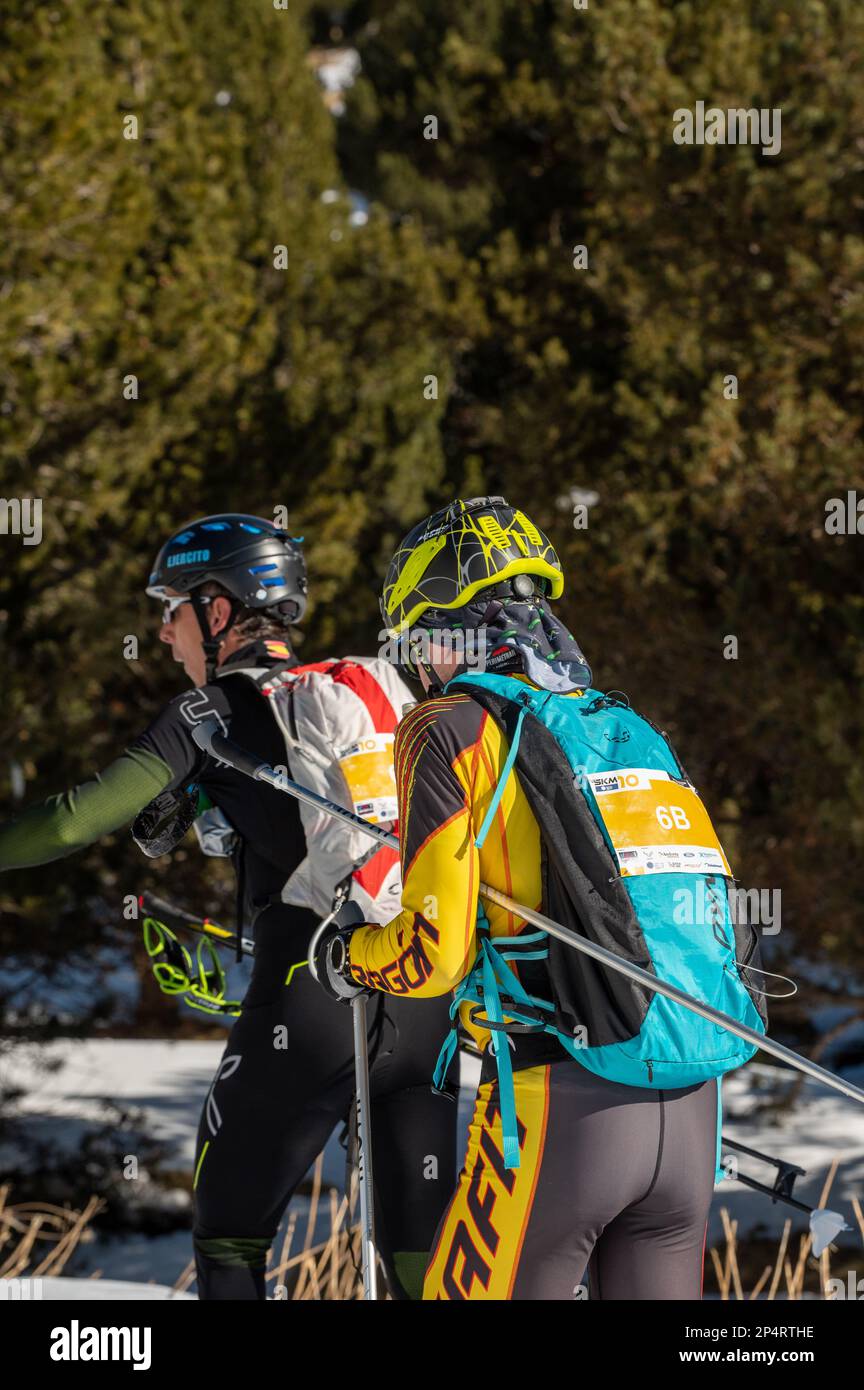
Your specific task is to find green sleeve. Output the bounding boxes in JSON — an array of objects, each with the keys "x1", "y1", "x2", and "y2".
[{"x1": 0, "y1": 747, "x2": 173, "y2": 870}]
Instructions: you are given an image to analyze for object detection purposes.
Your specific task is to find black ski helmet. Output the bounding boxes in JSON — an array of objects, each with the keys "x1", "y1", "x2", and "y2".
[{"x1": 147, "y1": 514, "x2": 307, "y2": 676}]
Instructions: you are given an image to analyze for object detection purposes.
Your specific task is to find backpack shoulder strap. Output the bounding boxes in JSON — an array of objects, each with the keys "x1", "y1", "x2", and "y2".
[{"x1": 245, "y1": 658, "x2": 299, "y2": 690}]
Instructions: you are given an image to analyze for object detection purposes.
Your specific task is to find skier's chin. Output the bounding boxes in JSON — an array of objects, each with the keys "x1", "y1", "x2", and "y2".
[{"x1": 174, "y1": 651, "x2": 199, "y2": 683}]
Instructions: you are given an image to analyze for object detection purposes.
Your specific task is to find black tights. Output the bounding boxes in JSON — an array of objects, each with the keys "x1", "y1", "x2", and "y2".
[{"x1": 193, "y1": 906, "x2": 457, "y2": 1299}]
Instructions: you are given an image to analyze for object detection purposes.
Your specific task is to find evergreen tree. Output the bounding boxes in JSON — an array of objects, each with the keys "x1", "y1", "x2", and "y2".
[{"x1": 0, "y1": 0, "x2": 479, "y2": 1019}]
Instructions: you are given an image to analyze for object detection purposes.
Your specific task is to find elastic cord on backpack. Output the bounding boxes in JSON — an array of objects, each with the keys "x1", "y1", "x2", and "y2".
[{"x1": 730, "y1": 960, "x2": 798, "y2": 1000}]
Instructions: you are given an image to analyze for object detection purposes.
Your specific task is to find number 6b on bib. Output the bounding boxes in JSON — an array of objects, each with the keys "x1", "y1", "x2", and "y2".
[{"x1": 584, "y1": 768, "x2": 731, "y2": 878}]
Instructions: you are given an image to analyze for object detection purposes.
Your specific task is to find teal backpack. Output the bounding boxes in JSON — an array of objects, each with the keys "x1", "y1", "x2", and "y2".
[{"x1": 433, "y1": 673, "x2": 768, "y2": 1169}]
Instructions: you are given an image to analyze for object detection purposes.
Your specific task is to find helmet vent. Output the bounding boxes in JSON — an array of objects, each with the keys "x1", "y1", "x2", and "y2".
[
  {"x1": 514, "y1": 509, "x2": 543, "y2": 546},
  {"x1": 477, "y1": 515, "x2": 511, "y2": 550}
]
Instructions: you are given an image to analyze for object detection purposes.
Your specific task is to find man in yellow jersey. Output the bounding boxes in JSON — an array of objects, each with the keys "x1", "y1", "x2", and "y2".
[{"x1": 313, "y1": 497, "x2": 722, "y2": 1300}]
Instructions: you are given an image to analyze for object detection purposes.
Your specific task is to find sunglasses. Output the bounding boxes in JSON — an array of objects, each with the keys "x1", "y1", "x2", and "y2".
[{"x1": 158, "y1": 593, "x2": 212, "y2": 625}]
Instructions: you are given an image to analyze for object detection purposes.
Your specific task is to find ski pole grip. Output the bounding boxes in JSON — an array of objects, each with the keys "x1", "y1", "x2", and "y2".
[
  {"x1": 331, "y1": 900, "x2": 367, "y2": 931},
  {"x1": 191, "y1": 719, "x2": 270, "y2": 780}
]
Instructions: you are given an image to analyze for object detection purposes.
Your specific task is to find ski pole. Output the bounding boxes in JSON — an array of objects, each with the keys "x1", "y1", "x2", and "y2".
[
  {"x1": 138, "y1": 891, "x2": 255, "y2": 957},
  {"x1": 352, "y1": 990, "x2": 378, "y2": 1300},
  {"x1": 720, "y1": 1138, "x2": 810, "y2": 1215},
  {"x1": 308, "y1": 892, "x2": 381, "y2": 1300},
  {"x1": 718, "y1": 1138, "x2": 851, "y2": 1254},
  {"x1": 190, "y1": 720, "x2": 864, "y2": 1111}
]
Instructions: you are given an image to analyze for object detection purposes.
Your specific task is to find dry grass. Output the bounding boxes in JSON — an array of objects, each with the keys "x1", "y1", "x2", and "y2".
[
  {"x1": 0, "y1": 1182, "x2": 105, "y2": 1279},
  {"x1": 174, "y1": 1155, "x2": 384, "y2": 1300},
  {"x1": 2, "y1": 1156, "x2": 861, "y2": 1300},
  {"x1": 0, "y1": 1158, "x2": 382, "y2": 1300},
  {"x1": 263, "y1": 1155, "x2": 372, "y2": 1301}
]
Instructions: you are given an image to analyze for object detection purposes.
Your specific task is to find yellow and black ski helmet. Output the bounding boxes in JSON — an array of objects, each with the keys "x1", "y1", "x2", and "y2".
[{"x1": 381, "y1": 496, "x2": 564, "y2": 635}]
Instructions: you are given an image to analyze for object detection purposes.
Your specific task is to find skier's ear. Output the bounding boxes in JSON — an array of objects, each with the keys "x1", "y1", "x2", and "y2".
[{"x1": 208, "y1": 595, "x2": 235, "y2": 636}]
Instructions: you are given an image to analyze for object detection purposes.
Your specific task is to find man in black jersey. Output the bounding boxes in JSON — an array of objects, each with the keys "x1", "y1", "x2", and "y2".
[{"x1": 0, "y1": 514, "x2": 456, "y2": 1300}]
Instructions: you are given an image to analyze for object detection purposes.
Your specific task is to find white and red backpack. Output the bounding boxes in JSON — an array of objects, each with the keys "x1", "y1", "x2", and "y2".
[{"x1": 240, "y1": 654, "x2": 413, "y2": 923}]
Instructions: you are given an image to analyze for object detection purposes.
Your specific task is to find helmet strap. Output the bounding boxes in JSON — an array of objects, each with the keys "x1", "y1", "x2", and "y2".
[
  {"x1": 419, "y1": 662, "x2": 444, "y2": 699},
  {"x1": 190, "y1": 591, "x2": 239, "y2": 684}
]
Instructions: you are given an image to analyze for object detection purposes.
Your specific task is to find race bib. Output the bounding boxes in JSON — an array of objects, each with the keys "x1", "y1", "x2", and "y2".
[
  {"x1": 585, "y1": 768, "x2": 731, "y2": 877},
  {"x1": 338, "y1": 733, "x2": 399, "y2": 825}
]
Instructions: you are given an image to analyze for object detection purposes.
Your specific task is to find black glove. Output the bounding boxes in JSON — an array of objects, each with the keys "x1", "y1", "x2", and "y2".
[
  {"x1": 309, "y1": 900, "x2": 371, "y2": 1002},
  {"x1": 132, "y1": 786, "x2": 200, "y2": 858}
]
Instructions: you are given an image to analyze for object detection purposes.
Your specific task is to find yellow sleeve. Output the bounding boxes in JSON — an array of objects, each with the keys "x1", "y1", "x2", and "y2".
[{"x1": 347, "y1": 695, "x2": 484, "y2": 997}]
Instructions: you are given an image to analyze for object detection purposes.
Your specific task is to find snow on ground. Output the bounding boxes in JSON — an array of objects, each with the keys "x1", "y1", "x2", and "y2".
[{"x1": 2, "y1": 1039, "x2": 862, "y2": 1293}]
